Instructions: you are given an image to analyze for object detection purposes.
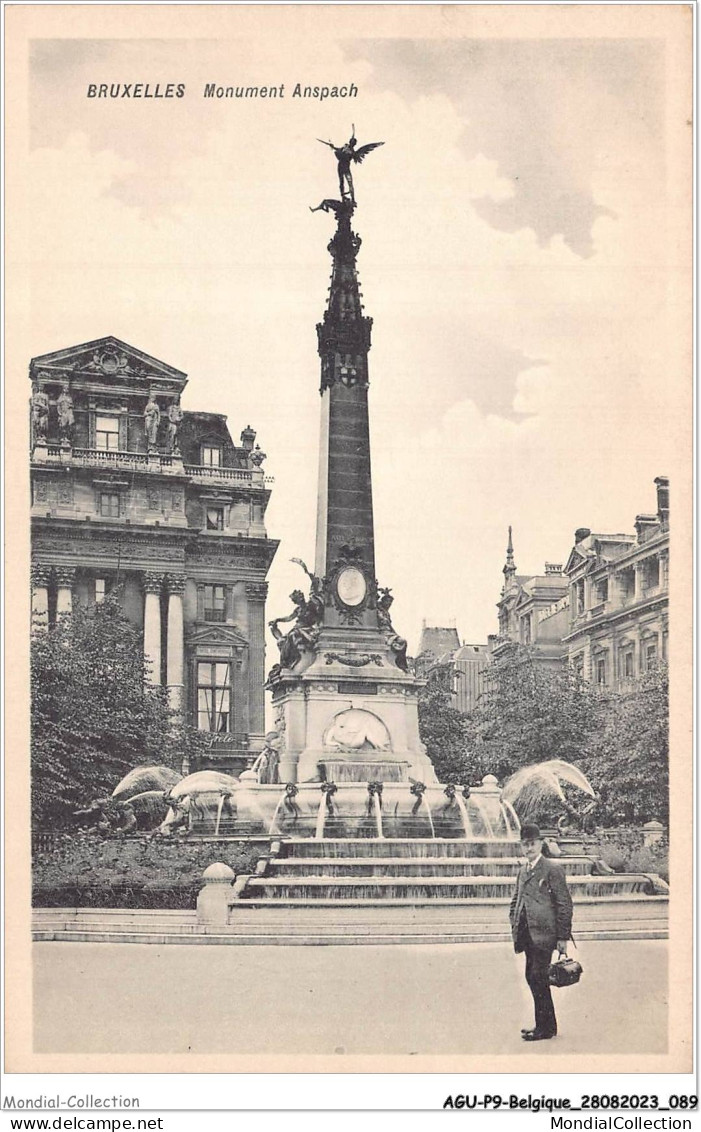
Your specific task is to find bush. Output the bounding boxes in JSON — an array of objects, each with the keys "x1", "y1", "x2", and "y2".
[
  {"x1": 596, "y1": 829, "x2": 669, "y2": 883},
  {"x1": 32, "y1": 832, "x2": 263, "y2": 909}
]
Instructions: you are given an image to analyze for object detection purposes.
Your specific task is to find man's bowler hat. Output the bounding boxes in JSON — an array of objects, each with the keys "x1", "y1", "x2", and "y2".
[{"x1": 519, "y1": 823, "x2": 542, "y2": 841}]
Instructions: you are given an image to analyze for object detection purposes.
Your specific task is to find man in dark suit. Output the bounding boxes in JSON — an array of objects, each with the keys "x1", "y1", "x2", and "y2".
[{"x1": 510, "y1": 823, "x2": 573, "y2": 1041}]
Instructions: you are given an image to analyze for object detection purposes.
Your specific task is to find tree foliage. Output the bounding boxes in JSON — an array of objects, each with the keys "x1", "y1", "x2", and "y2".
[
  {"x1": 418, "y1": 645, "x2": 669, "y2": 825},
  {"x1": 31, "y1": 595, "x2": 205, "y2": 829},
  {"x1": 416, "y1": 662, "x2": 477, "y2": 784},
  {"x1": 579, "y1": 663, "x2": 669, "y2": 825}
]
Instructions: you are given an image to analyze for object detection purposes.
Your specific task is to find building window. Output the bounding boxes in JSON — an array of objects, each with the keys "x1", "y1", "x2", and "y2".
[
  {"x1": 197, "y1": 661, "x2": 231, "y2": 733},
  {"x1": 206, "y1": 506, "x2": 224, "y2": 531},
  {"x1": 100, "y1": 492, "x2": 120, "y2": 517},
  {"x1": 572, "y1": 654, "x2": 584, "y2": 675},
  {"x1": 645, "y1": 641, "x2": 658, "y2": 670},
  {"x1": 202, "y1": 446, "x2": 221, "y2": 467},
  {"x1": 95, "y1": 577, "x2": 107, "y2": 604},
  {"x1": 619, "y1": 568, "x2": 635, "y2": 604},
  {"x1": 521, "y1": 614, "x2": 532, "y2": 645},
  {"x1": 596, "y1": 657, "x2": 607, "y2": 685},
  {"x1": 575, "y1": 579, "x2": 585, "y2": 615},
  {"x1": 204, "y1": 584, "x2": 226, "y2": 622},
  {"x1": 95, "y1": 416, "x2": 120, "y2": 451},
  {"x1": 643, "y1": 557, "x2": 660, "y2": 592},
  {"x1": 596, "y1": 578, "x2": 609, "y2": 603},
  {"x1": 623, "y1": 650, "x2": 635, "y2": 678}
]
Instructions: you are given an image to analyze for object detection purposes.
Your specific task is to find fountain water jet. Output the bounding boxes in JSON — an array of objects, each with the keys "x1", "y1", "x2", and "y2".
[{"x1": 502, "y1": 760, "x2": 596, "y2": 822}]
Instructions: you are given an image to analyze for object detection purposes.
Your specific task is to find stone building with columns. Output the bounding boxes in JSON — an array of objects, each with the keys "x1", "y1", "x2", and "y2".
[
  {"x1": 30, "y1": 336, "x2": 278, "y2": 774},
  {"x1": 489, "y1": 527, "x2": 569, "y2": 671},
  {"x1": 561, "y1": 477, "x2": 669, "y2": 692}
]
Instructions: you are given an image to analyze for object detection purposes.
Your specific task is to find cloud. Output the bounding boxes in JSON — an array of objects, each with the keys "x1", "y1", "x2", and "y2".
[
  {"x1": 21, "y1": 34, "x2": 683, "y2": 653},
  {"x1": 342, "y1": 37, "x2": 664, "y2": 257}
]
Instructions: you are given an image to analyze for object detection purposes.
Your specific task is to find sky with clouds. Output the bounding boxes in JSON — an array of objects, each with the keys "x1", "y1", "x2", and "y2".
[{"x1": 17, "y1": 8, "x2": 690, "y2": 659}]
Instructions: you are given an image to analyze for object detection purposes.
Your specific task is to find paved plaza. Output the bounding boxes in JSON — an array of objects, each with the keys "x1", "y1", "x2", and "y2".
[{"x1": 33, "y1": 939, "x2": 667, "y2": 1056}]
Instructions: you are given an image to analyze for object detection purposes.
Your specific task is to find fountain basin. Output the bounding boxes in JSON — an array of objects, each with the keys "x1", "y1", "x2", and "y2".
[{"x1": 189, "y1": 779, "x2": 521, "y2": 841}]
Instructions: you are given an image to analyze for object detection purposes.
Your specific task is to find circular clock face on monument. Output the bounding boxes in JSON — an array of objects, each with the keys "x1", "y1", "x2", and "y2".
[{"x1": 336, "y1": 566, "x2": 367, "y2": 607}]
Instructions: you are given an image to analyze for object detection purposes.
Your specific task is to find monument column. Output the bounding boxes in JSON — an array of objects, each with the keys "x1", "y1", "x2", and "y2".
[
  {"x1": 143, "y1": 571, "x2": 164, "y2": 685},
  {"x1": 166, "y1": 574, "x2": 185, "y2": 710},
  {"x1": 31, "y1": 563, "x2": 51, "y2": 629},
  {"x1": 246, "y1": 581, "x2": 268, "y2": 747},
  {"x1": 55, "y1": 566, "x2": 75, "y2": 617},
  {"x1": 315, "y1": 206, "x2": 375, "y2": 598}
]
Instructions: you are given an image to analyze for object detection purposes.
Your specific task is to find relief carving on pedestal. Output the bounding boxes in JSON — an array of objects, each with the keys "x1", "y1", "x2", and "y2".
[
  {"x1": 323, "y1": 708, "x2": 391, "y2": 752},
  {"x1": 324, "y1": 652, "x2": 383, "y2": 667}
]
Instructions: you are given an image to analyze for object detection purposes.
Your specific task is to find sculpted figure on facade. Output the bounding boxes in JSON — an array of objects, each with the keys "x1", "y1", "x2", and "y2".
[
  {"x1": 167, "y1": 399, "x2": 183, "y2": 454},
  {"x1": 31, "y1": 386, "x2": 50, "y2": 441},
  {"x1": 377, "y1": 586, "x2": 409, "y2": 672},
  {"x1": 144, "y1": 390, "x2": 161, "y2": 450},
  {"x1": 56, "y1": 382, "x2": 75, "y2": 443}
]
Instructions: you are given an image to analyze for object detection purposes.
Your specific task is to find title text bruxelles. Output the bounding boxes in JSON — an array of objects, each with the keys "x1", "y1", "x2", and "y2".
[{"x1": 86, "y1": 83, "x2": 358, "y2": 101}]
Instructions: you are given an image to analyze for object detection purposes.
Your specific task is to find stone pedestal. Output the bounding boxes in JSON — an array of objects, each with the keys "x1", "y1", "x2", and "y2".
[
  {"x1": 196, "y1": 863, "x2": 235, "y2": 926},
  {"x1": 642, "y1": 820, "x2": 665, "y2": 848},
  {"x1": 271, "y1": 628, "x2": 436, "y2": 786}
]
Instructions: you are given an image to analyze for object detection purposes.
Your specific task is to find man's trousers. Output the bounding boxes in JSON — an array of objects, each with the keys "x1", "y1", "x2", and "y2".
[{"x1": 518, "y1": 916, "x2": 557, "y2": 1035}]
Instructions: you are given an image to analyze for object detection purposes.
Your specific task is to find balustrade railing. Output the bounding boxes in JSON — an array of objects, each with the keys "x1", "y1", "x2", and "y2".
[
  {"x1": 184, "y1": 464, "x2": 255, "y2": 483},
  {"x1": 33, "y1": 446, "x2": 274, "y2": 485}
]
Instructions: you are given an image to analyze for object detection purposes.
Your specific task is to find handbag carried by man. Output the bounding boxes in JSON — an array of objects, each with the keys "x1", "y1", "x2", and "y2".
[{"x1": 548, "y1": 956, "x2": 583, "y2": 987}]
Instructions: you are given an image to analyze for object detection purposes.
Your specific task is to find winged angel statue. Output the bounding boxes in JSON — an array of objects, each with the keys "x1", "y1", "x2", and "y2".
[{"x1": 317, "y1": 126, "x2": 384, "y2": 205}]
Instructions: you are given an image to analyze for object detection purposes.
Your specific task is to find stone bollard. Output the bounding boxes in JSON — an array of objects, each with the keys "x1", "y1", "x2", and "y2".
[
  {"x1": 196, "y1": 862, "x2": 235, "y2": 927},
  {"x1": 642, "y1": 820, "x2": 665, "y2": 848}
]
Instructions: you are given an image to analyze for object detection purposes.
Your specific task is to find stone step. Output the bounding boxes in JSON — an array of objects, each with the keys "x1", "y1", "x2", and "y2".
[
  {"x1": 34, "y1": 913, "x2": 667, "y2": 935},
  {"x1": 280, "y1": 838, "x2": 519, "y2": 859},
  {"x1": 266, "y1": 856, "x2": 596, "y2": 877},
  {"x1": 241, "y1": 873, "x2": 661, "y2": 900},
  {"x1": 32, "y1": 925, "x2": 668, "y2": 946},
  {"x1": 233, "y1": 892, "x2": 669, "y2": 907}
]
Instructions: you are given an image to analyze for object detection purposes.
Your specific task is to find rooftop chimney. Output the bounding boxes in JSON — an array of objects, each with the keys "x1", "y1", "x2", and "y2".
[
  {"x1": 654, "y1": 476, "x2": 669, "y2": 526},
  {"x1": 544, "y1": 562, "x2": 562, "y2": 575},
  {"x1": 574, "y1": 527, "x2": 591, "y2": 544}
]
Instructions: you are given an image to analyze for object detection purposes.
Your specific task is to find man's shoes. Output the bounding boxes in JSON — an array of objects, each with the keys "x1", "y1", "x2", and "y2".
[{"x1": 522, "y1": 1029, "x2": 556, "y2": 1042}]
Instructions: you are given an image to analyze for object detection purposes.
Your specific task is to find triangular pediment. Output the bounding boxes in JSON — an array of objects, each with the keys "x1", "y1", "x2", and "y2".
[
  {"x1": 564, "y1": 546, "x2": 588, "y2": 574},
  {"x1": 187, "y1": 623, "x2": 249, "y2": 648},
  {"x1": 30, "y1": 336, "x2": 187, "y2": 387},
  {"x1": 513, "y1": 588, "x2": 530, "y2": 610}
]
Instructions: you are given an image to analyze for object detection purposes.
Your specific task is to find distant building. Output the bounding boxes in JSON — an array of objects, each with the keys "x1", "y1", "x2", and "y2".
[
  {"x1": 490, "y1": 527, "x2": 569, "y2": 671},
  {"x1": 415, "y1": 623, "x2": 489, "y2": 714},
  {"x1": 29, "y1": 335, "x2": 278, "y2": 774},
  {"x1": 452, "y1": 642, "x2": 491, "y2": 713},
  {"x1": 562, "y1": 477, "x2": 669, "y2": 691},
  {"x1": 416, "y1": 623, "x2": 460, "y2": 668}
]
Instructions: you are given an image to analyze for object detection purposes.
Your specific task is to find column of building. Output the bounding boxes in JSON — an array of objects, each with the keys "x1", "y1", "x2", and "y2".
[
  {"x1": 31, "y1": 563, "x2": 51, "y2": 629},
  {"x1": 246, "y1": 581, "x2": 268, "y2": 747},
  {"x1": 166, "y1": 573, "x2": 185, "y2": 711},
  {"x1": 55, "y1": 567, "x2": 75, "y2": 615},
  {"x1": 142, "y1": 571, "x2": 164, "y2": 685},
  {"x1": 141, "y1": 571, "x2": 187, "y2": 716}
]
